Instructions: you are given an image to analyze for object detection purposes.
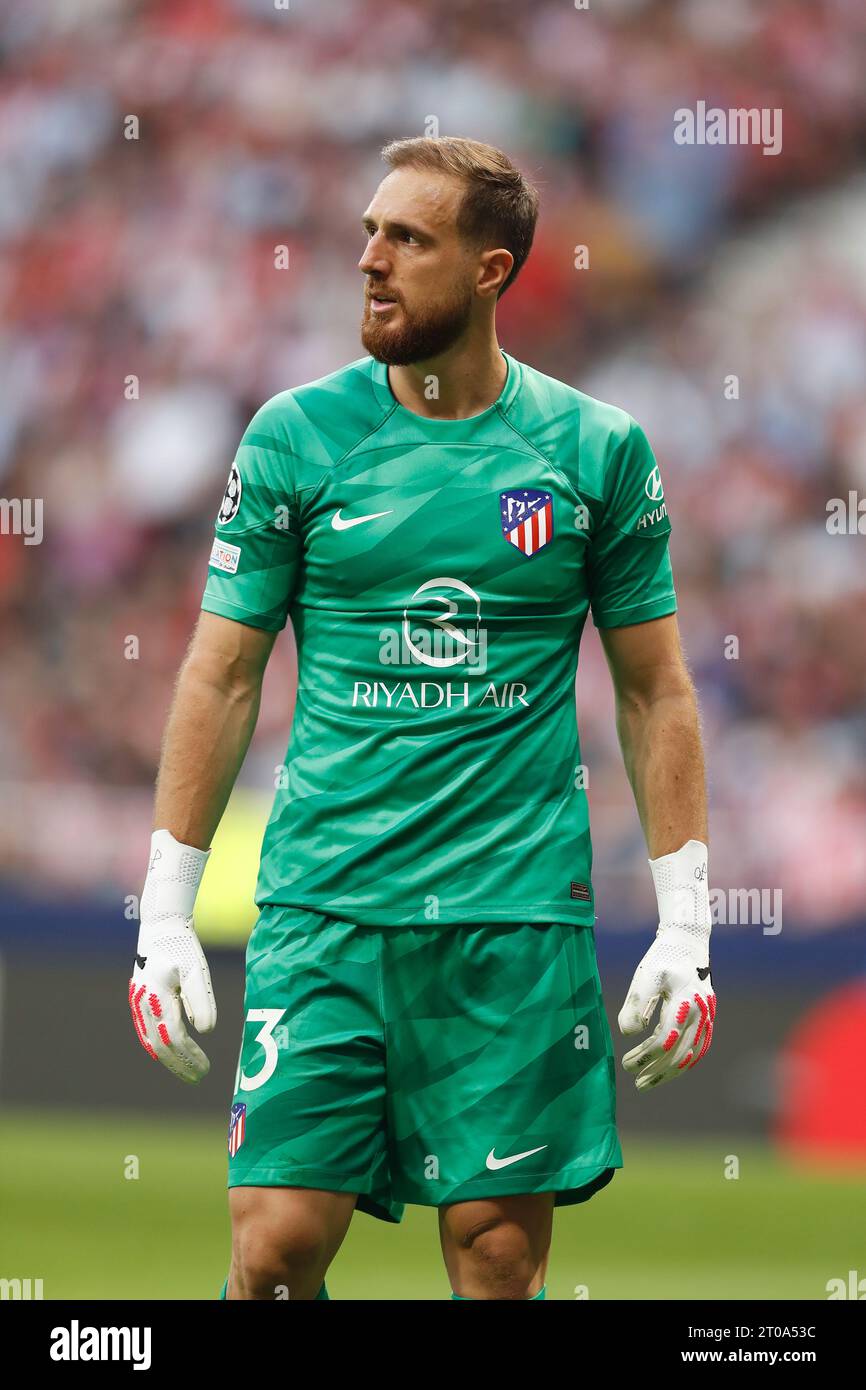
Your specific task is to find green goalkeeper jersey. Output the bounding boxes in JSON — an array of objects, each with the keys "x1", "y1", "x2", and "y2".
[{"x1": 201, "y1": 350, "x2": 676, "y2": 926}]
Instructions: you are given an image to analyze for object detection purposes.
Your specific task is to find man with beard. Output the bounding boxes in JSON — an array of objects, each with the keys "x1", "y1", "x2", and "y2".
[{"x1": 129, "y1": 137, "x2": 715, "y2": 1300}]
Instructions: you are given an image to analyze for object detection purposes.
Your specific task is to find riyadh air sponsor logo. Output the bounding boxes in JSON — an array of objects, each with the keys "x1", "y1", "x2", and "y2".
[
  {"x1": 356, "y1": 575, "x2": 532, "y2": 707},
  {"x1": 352, "y1": 680, "x2": 528, "y2": 709},
  {"x1": 331, "y1": 507, "x2": 393, "y2": 530},
  {"x1": 375, "y1": 575, "x2": 489, "y2": 674},
  {"x1": 486, "y1": 1145, "x2": 548, "y2": 1171},
  {"x1": 402, "y1": 576, "x2": 481, "y2": 669}
]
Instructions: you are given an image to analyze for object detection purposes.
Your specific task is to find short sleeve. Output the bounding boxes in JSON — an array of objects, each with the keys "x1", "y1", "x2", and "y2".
[
  {"x1": 587, "y1": 418, "x2": 677, "y2": 629},
  {"x1": 200, "y1": 401, "x2": 301, "y2": 632}
]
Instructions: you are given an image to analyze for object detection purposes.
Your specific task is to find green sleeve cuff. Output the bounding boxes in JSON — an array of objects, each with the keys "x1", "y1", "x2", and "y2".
[
  {"x1": 200, "y1": 595, "x2": 287, "y2": 633},
  {"x1": 592, "y1": 595, "x2": 677, "y2": 630}
]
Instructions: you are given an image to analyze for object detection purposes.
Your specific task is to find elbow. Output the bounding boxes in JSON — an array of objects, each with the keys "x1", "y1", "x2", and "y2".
[
  {"x1": 181, "y1": 648, "x2": 265, "y2": 704},
  {"x1": 616, "y1": 667, "x2": 697, "y2": 720}
]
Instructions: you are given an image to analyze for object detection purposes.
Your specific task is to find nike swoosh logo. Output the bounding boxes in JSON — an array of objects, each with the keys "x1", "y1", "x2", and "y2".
[
  {"x1": 135, "y1": 954, "x2": 147, "y2": 970},
  {"x1": 697, "y1": 965, "x2": 712, "y2": 980},
  {"x1": 331, "y1": 508, "x2": 393, "y2": 531},
  {"x1": 486, "y1": 1145, "x2": 548, "y2": 1171}
]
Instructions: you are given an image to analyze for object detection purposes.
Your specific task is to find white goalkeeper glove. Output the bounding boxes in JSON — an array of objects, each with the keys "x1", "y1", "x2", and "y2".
[
  {"x1": 618, "y1": 838, "x2": 716, "y2": 1091},
  {"x1": 128, "y1": 829, "x2": 216, "y2": 1084}
]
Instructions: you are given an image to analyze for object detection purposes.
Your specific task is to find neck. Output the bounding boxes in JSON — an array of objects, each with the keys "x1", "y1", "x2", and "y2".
[{"x1": 387, "y1": 335, "x2": 507, "y2": 420}]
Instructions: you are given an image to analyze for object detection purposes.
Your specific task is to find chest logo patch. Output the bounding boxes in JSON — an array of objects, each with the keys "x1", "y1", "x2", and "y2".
[{"x1": 500, "y1": 489, "x2": 553, "y2": 557}]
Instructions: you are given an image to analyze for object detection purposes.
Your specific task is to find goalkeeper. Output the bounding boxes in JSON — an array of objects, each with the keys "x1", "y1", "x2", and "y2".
[{"x1": 128, "y1": 134, "x2": 715, "y2": 1301}]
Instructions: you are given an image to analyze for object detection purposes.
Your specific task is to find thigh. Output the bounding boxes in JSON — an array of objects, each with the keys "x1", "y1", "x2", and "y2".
[
  {"x1": 384, "y1": 920, "x2": 620, "y2": 1207},
  {"x1": 228, "y1": 1185, "x2": 357, "y2": 1298},
  {"x1": 228, "y1": 908, "x2": 400, "y2": 1222}
]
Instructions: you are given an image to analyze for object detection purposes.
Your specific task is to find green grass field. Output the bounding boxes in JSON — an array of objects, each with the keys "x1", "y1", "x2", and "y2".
[{"x1": 2, "y1": 1109, "x2": 862, "y2": 1301}]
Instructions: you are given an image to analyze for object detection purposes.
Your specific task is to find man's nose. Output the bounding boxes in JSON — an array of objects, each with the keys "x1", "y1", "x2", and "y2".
[{"x1": 359, "y1": 232, "x2": 390, "y2": 276}]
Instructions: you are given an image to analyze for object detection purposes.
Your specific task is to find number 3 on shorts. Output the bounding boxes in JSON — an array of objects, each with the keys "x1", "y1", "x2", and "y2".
[{"x1": 234, "y1": 1007, "x2": 286, "y2": 1093}]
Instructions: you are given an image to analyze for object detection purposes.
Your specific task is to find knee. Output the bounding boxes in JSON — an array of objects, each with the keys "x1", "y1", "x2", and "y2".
[
  {"x1": 231, "y1": 1205, "x2": 329, "y2": 1299},
  {"x1": 458, "y1": 1216, "x2": 539, "y2": 1299}
]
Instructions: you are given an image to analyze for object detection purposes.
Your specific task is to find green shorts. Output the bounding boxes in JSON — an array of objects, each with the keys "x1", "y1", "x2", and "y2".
[{"x1": 227, "y1": 908, "x2": 622, "y2": 1222}]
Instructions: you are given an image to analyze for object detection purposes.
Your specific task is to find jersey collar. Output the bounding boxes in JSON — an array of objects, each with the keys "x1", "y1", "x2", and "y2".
[{"x1": 369, "y1": 348, "x2": 521, "y2": 430}]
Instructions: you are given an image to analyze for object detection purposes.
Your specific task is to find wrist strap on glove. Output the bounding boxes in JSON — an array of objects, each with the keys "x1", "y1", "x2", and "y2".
[
  {"x1": 649, "y1": 838, "x2": 710, "y2": 937},
  {"x1": 140, "y1": 829, "x2": 210, "y2": 923}
]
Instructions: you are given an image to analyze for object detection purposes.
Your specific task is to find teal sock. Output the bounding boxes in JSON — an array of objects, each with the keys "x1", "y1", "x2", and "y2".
[
  {"x1": 451, "y1": 1285, "x2": 546, "y2": 1300},
  {"x1": 219, "y1": 1276, "x2": 329, "y2": 1300}
]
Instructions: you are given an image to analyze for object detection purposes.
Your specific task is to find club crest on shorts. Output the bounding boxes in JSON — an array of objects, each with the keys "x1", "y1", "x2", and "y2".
[
  {"x1": 228, "y1": 1101, "x2": 246, "y2": 1157},
  {"x1": 218, "y1": 463, "x2": 242, "y2": 525},
  {"x1": 500, "y1": 489, "x2": 553, "y2": 557}
]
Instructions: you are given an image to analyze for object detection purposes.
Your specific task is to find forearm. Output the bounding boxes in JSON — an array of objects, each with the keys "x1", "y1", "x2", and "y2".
[
  {"x1": 153, "y1": 650, "x2": 262, "y2": 850},
  {"x1": 615, "y1": 678, "x2": 707, "y2": 859}
]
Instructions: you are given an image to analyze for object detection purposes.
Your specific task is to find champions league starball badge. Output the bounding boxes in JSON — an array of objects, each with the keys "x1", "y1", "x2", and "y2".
[{"x1": 218, "y1": 463, "x2": 243, "y2": 525}]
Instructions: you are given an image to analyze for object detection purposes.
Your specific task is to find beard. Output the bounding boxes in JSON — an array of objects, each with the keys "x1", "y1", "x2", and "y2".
[{"x1": 360, "y1": 282, "x2": 474, "y2": 366}]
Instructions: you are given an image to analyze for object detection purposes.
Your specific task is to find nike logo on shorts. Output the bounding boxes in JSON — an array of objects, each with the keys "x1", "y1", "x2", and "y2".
[{"x1": 486, "y1": 1145, "x2": 548, "y2": 1170}]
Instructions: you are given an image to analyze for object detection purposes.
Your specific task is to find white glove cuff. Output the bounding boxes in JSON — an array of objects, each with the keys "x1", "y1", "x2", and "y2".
[
  {"x1": 140, "y1": 828, "x2": 210, "y2": 924},
  {"x1": 649, "y1": 838, "x2": 710, "y2": 938}
]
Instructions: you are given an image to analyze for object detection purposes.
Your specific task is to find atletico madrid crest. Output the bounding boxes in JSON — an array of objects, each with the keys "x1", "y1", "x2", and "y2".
[
  {"x1": 228, "y1": 1101, "x2": 246, "y2": 1157},
  {"x1": 500, "y1": 489, "x2": 553, "y2": 557}
]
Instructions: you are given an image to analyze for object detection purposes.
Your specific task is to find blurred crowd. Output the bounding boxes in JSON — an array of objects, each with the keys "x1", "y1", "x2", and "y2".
[{"x1": 1, "y1": 0, "x2": 865, "y2": 926}]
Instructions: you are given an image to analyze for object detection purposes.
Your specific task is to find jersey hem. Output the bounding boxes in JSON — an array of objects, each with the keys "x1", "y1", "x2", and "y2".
[{"x1": 254, "y1": 900, "x2": 597, "y2": 928}]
